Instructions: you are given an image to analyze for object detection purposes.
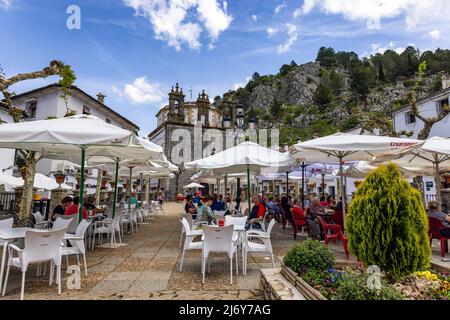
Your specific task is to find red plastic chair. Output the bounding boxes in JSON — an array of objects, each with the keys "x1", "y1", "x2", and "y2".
[
  {"x1": 331, "y1": 210, "x2": 344, "y2": 232},
  {"x1": 291, "y1": 207, "x2": 307, "y2": 240},
  {"x1": 428, "y1": 217, "x2": 449, "y2": 257},
  {"x1": 317, "y1": 216, "x2": 349, "y2": 258}
]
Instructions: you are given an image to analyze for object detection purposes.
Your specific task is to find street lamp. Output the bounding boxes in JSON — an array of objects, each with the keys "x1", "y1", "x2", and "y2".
[{"x1": 236, "y1": 113, "x2": 244, "y2": 129}]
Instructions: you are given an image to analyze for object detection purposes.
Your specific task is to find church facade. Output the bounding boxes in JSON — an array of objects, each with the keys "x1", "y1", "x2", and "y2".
[{"x1": 148, "y1": 84, "x2": 243, "y2": 199}]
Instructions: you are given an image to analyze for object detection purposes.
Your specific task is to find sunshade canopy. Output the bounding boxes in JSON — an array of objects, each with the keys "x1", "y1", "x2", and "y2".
[
  {"x1": 184, "y1": 141, "x2": 294, "y2": 174},
  {"x1": 183, "y1": 182, "x2": 205, "y2": 189},
  {"x1": 292, "y1": 133, "x2": 423, "y2": 162},
  {"x1": 0, "y1": 115, "x2": 164, "y2": 161}
]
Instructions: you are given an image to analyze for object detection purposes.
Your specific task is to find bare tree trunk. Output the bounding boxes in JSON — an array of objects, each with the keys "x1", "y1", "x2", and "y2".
[
  {"x1": 434, "y1": 156, "x2": 442, "y2": 211},
  {"x1": 95, "y1": 169, "x2": 103, "y2": 207},
  {"x1": 18, "y1": 152, "x2": 37, "y2": 222}
]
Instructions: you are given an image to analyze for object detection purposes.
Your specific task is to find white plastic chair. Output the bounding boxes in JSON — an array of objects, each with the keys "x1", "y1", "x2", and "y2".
[
  {"x1": 243, "y1": 219, "x2": 276, "y2": 276},
  {"x1": 52, "y1": 217, "x2": 74, "y2": 230},
  {"x1": 2, "y1": 228, "x2": 67, "y2": 300},
  {"x1": 201, "y1": 225, "x2": 238, "y2": 285},
  {"x1": 91, "y1": 212, "x2": 122, "y2": 250},
  {"x1": 179, "y1": 218, "x2": 203, "y2": 272},
  {"x1": 32, "y1": 212, "x2": 49, "y2": 230},
  {"x1": 61, "y1": 220, "x2": 91, "y2": 276},
  {"x1": 179, "y1": 214, "x2": 207, "y2": 248}
]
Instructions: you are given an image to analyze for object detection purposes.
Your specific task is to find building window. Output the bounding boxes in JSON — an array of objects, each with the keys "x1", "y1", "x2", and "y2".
[
  {"x1": 26, "y1": 101, "x2": 37, "y2": 118},
  {"x1": 83, "y1": 106, "x2": 91, "y2": 115},
  {"x1": 405, "y1": 112, "x2": 416, "y2": 125},
  {"x1": 105, "y1": 118, "x2": 111, "y2": 124}
]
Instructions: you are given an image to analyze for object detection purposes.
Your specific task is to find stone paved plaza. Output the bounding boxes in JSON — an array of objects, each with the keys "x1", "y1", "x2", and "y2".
[{"x1": 0, "y1": 202, "x2": 447, "y2": 300}]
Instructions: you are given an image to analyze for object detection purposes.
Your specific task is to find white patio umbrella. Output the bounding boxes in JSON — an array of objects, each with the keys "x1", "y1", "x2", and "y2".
[
  {"x1": 0, "y1": 173, "x2": 72, "y2": 191},
  {"x1": 374, "y1": 137, "x2": 450, "y2": 210},
  {"x1": 185, "y1": 141, "x2": 294, "y2": 210},
  {"x1": 0, "y1": 115, "x2": 164, "y2": 221},
  {"x1": 183, "y1": 182, "x2": 205, "y2": 189},
  {"x1": 33, "y1": 173, "x2": 72, "y2": 190},
  {"x1": 292, "y1": 133, "x2": 423, "y2": 227}
]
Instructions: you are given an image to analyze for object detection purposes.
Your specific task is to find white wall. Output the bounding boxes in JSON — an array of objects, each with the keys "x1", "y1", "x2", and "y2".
[{"x1": 393, "y1": 93, "x2": 450, "y2": 139}]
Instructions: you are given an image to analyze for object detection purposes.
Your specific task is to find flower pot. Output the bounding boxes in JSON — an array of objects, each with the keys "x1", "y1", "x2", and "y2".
[
  {"x1": 110, "y1": 181, "x2": 116, "y2": 189},
  {"x1": 54, "y1": 173, "x2": 66, "y2": 186}
]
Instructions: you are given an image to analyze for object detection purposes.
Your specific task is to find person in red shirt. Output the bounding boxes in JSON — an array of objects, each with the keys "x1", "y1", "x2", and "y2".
[
  {"x1": 65, "y1": 196, "x2": 88, "y2": 219},
  {"x1": 246, "y1": 194, "x2": 266, "y2": 230}
]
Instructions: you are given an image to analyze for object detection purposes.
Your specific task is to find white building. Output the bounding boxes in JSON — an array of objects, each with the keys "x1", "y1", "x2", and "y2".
[
  {"x1": 392, "y1": 82, "x2": 450, "y2": 139},
  {"x1": 2, "y1": 84, "x2": 139, "y2": 193},
  {"x1": 392, "y1": 78, "x2": 450, "y2": 202}
]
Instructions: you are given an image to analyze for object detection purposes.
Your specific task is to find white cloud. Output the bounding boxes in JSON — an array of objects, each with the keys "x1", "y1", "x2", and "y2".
[
  {"x1": 123, "y1": 77, "x2": 164, "y2": 104},
  {"x1": 294, "y1": 0, "x2": 450, "y2": 31},
  {"x1": 0, "y1": 0, "x2": 12, "y2": 9},
  {"x1": 277, "y1": 23, "x2": 298, "y2": 54},
  {"x1": 370, "y1": 41, "x2": 405, "y2": 55},
  {"x1": 275, "y1": 3, "x2": 286, "y2": 14},
  {"x1": 232, "y1": 76, "x2": 252, "y2": 90},
  {"x1": 252, "y1": 14, "x2": 258, "y2": 22},
  {"x1": 429, "y1": 29, "x2": 441, "y2": 40},
  {"x1": 123, "y1": 0, "x2": 233, "y2": 51},
  {"x1": 266, "y1": 27, "x2": 279, "y2": 38}
]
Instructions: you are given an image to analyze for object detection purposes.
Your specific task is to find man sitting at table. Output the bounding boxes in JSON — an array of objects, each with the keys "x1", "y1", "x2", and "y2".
[
  {"x1": 267, "y1": 197, "x2": 282, "y2": 221},
  {"x1": 246, "y1": 194, "x2": 266, "y2": 230},
  {"x1": 428, "y1": 201, "x2": 450, "y2": 237},
  {"x1": 65, "y1": 196, "x2": 88, "y2": 220}
]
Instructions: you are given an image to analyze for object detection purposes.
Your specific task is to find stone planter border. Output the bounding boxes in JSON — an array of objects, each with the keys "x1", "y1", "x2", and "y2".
[{"x1": 280, "y1": 264, "x2": 326, "y2": 300}]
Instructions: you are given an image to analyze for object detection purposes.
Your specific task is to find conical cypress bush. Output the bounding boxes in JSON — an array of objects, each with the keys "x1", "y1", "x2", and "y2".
[{"x1": 346, "y1": 163, "x2": 431, "y2": 281}]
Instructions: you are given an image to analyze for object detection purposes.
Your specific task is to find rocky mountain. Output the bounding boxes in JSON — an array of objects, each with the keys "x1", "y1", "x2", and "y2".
[{"x1": 215, "y1": 46, "x2": 450, "y2": 144}]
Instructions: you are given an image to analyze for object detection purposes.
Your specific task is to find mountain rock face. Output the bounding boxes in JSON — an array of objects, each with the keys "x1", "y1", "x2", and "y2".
[{"x1": 249, "y1": 62, "x2": 322, "y2": 110}]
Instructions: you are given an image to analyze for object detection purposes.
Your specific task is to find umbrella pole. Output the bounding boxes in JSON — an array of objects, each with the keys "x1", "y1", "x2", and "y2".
[
  {"x1": 247, "y1": 164, "x2": 251, "y2": 213},
  {"x1": 301, "y1": 163, "x2": 305, "y2": 209},
  {"x1": 286, "y1": 172, "x2": 289, "y2": 198},
  {"x1": 434, "y1": 154, "x2": 442, "y2": 211},
  {"x1": 140, "y1": 172, "x2": 144, "y2": 208},
  {"x1": 128, "y1": 167, "x2": 133, "y2": 212},
  {"x1": 224, "y1": 174, "x2": 228, "y2": 203},
  {"x1": 339, "y1": 155, "x2": 346, "y2": 231},
  {"x1": 321, "y1": 174, "x2": 325, "y2": 198},
  {"x1": 112, "y1": 160, "x2": 119, "y2": 219},
  {"x1": 78, "y1": 147, "x2": 86, "y2": 222}
]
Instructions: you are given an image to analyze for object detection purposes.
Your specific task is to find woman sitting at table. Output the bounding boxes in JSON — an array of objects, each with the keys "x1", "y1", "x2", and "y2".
[
  {"x1": 196, "y1": 195, "x2": 216, "y2": 225},
  {"x1": 304, "y1": 197, "x2": 322, "y2": 240},
  {"x1": 327, "y1": 195, "x2": 336, "y2": 209},
  {"x1": 184, "y1": 195, "x2": 198, "y2": 217},
  {"x1": 52, "y1": 196, "x2": 73, "y2": 221}
]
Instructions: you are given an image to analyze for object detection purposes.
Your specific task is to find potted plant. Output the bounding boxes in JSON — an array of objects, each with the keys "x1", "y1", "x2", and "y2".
[{"x1": 54, "y1": 171, "x2": 66, "y2": 187}]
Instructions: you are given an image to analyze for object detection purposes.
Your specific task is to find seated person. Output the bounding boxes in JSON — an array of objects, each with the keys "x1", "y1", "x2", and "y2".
[
  {"x1": 52, "y1": 196, "x2": 73, "y2": 221},
  {"x1": 65, "y1": 196, "x2": 88, "y2": 219},
  {"x1": 304, "y1": 197, "x2": 322, "y2": 240},
  {"x1": 196, "y1": 195, "x2": 216, "y2": 225},
  {"x1": 290, "y1": 200, "x2": 305, "y2": 222},
  {"x1": 319, "y1": 196, "x2": 329, "y2": 207},
  {"x1": 428, "y1": 201, "x2": 450, "y2": 237},
  {"x1": 267, "y1": 197, "x2": 282, "y2": 220},
  {"x1": 246, "y1": 195, "x2": 266, "y2": 230},
  {"x1": 327, "y1": 195, "x2": 336, "y2": 209},
  {"x1": 184, "y1": 195, "x2": 197, "y2": 216},
  {"x1": 192, "y1": 192, "x2": 201, "y2": 205}
]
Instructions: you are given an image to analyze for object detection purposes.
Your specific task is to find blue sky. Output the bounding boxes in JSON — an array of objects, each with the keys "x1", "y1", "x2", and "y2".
[{"x1": 1, "y1": 0, "x2": 449, "y2": 135}]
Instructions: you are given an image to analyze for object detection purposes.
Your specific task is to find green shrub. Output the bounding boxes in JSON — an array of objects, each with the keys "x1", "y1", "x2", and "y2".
[
  {"x1": 333, "y1": 269, "x2": 403, "y2": 300},
  {"x1": 283, "y1": 239, "x2": 335, "y2": 273},
  {"x1": 346, "y1": 163, "x2": 431, "y2": 281}
]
